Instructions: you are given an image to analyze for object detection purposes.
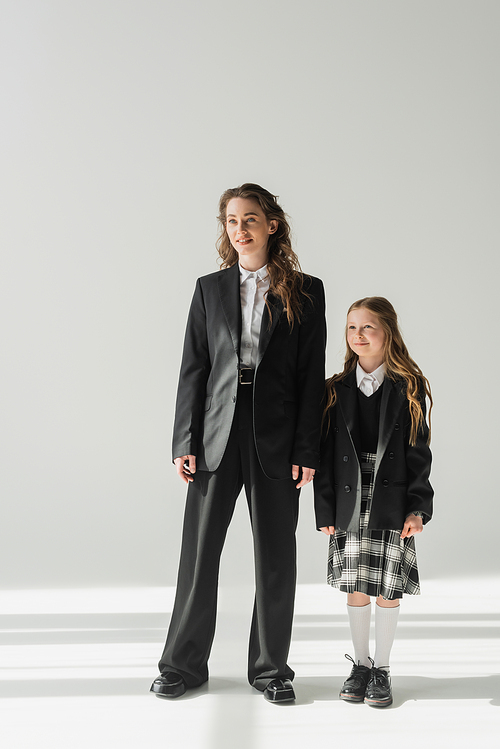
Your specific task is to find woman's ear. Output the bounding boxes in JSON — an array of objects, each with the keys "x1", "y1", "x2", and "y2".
[{"x1": 268, "y1": 220, "x2": 278, "y2": 234}]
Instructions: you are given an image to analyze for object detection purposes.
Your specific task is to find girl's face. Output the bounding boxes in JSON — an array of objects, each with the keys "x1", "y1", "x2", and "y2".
[
  {"x1": 347, "y1": 307, "x2": 386, "y2": 372},
  {"x1": 225, "y1": 197, "x2": 277, "y2": 270}
]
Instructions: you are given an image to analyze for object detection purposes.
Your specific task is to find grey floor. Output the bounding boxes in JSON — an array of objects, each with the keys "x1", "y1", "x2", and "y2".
[{"x1": 1, "y1": 578, "x2": 499, "y2": 749}]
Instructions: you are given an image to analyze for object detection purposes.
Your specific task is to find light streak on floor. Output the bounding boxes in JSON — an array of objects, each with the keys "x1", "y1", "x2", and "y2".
[{"x1": 0, "y1": 578, "x2": 498, "y2": 749}]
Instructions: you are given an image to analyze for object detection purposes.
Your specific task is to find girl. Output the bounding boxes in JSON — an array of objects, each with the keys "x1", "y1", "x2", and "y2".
[
  {"x1": 314, "y1": 297, "x2": 433, "y2": 708},
  {"x1": 151, "y1": 184, "x2": 326, "y2": 703}
]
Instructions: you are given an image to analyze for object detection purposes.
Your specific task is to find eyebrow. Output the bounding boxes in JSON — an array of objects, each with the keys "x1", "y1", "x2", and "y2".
[{"x1": 226, "y1": 212, "x2": 260, "y2": 218}]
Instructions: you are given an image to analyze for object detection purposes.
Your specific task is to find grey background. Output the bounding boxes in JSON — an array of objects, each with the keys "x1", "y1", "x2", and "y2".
[{"x1": 1, "y1": 0, "x2": 498, "y2": 589}]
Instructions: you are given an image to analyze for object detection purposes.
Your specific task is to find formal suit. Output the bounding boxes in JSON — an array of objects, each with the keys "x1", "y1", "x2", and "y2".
[
  {"x1": 160, "y1": 263, "x2": 326, "y2": 689},
  {"x1": 314, "y1": 369, "x2": 433, "y2": 533}
]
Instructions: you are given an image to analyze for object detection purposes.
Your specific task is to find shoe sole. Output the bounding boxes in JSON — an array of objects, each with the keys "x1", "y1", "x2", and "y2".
[
  {"x1": 339, "y1": 692, "x2": 365, "y2": 703},
  {"x1": 264, "y1": 690, "x2": 295, "y2": 703},
  {"x1": 150, "y1": 684, "x2": 186, "y2": 699},
  {"x1": 364, "y1": 697, "x2": 393, "y2": 708}
]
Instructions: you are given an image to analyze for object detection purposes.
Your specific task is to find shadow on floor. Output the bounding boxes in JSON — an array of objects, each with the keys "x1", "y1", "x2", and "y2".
[
  {"x1": 295, "y1": 674, "x2": 500, "y2": 707},
  {"x1": 1, "y1": 674, "x2": 499, "y2": 706}
]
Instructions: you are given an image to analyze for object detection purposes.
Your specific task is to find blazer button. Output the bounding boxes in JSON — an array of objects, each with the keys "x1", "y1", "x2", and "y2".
[
  {"x1": 395, "y1": 423, "x2": 400, "y2": 431},
  {"x1": 344, "y1": 485, "x2": 351, "y2": 493},
  {"x1": 382, "y1": 479, "x2": 389, "y2": 487},
  {"x1": 334, "y1": 426, "x2": 339, "y2": 433},
  {"x1": 232, "y1": 396, "x2": 236, "y2": 403},
  {"x1": 343, "y1": 455, "x2": 349, "y2": 462},
  {"x1": 389, "y1": 452, "x2": 394, "y2": 459}
]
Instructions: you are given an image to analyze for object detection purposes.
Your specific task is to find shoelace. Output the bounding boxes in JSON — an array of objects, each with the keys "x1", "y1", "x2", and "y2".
[
  {"x1": 368, "y1": 657, "x2": 389, "y2": 684},
  {"x1": 344, "y1": 653, "x2": 370, "y2": 680}
]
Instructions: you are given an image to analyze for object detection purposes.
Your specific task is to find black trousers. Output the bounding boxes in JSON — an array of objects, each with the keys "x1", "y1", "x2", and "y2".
[{"x1": 158, "y1": 385, "x2": 300, "y2": 690}]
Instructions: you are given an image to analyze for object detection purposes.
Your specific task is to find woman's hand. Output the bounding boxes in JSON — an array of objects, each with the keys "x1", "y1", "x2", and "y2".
[
  {"x1": 400, "y1": 513, "x2": 423, "y2": 539},
  {"x1": 292, "y1": 465, "x2": 315, "y2": 488},
  {"x1": 320, "y1": 526, "x2": 335, "y2": 535},
  {"x1": 174, "y1": 455, "x2": 196, "y2": 484}
]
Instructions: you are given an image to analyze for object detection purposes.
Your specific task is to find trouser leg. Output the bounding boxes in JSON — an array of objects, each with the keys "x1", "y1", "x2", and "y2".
[
  {"x1": 158, "y1": 433, "x2": 242, "y2": 687},
  {"x1": 237, "y1": 388, "x2": 300, "y2": 689}
]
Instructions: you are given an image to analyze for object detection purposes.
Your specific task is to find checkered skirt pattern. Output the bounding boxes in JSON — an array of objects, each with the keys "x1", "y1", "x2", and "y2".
[{"x1": 327, "y1": 452, "x2": 420, "y2": 600}]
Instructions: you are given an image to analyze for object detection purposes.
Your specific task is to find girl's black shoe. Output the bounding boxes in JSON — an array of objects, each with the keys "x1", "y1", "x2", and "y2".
[
  {"x1": 364, "y1": 660, "x2": 393, "y2": 708},
  {"x1": 339, "y1": 654, "x2": 371, "y2": 703}
]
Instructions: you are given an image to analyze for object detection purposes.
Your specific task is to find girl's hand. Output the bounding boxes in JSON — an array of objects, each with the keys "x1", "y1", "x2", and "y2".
[
  {"x1": 320, "y1": 526, "x2": 335, "y2": 535},
  {"x1": 401, "y1": 514, "x2": 423, "y2": 539}
]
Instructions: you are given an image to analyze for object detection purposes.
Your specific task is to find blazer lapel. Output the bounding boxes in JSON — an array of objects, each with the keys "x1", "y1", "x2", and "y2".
[
  {"x1": 218, "y1": 263, "x2": 241, "y2": 357},
  {"x1": 256, "y1": 292, "x2": 284, "y2": 369},
  {"x1": 374, "y1": 377, "x2": 405, "y2": 477}
]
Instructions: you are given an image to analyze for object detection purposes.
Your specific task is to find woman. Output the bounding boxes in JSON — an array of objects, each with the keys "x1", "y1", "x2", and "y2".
[{"x1": 150, "y1": 183, "x2": 326, "y2": 703}]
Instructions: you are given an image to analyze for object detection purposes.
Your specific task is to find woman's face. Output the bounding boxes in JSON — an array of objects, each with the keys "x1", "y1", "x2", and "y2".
[
  {"x1": 347, "y1": 307, "x2": 386, "y2": 371},
  {"x1": 225, "y1": 197, "x2": 277, "y2": 270}
]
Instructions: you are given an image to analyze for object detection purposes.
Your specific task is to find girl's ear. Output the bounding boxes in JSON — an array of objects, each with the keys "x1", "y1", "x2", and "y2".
[{"x1": 268, "y1": 220, "x2": 278, "y2": 234}]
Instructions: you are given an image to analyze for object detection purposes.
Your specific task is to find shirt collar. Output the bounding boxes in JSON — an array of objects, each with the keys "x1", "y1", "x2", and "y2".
[
  {"x1": 356, "y1": 362, "x2": 385, "y2": 388},
  {"x1": 238, "y1": 262, "x2": 268, "y2": 284}
]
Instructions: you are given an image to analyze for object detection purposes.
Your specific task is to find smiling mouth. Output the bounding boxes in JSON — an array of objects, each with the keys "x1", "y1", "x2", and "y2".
[{"x1": 237, "y1": 239, "x2": 252, "y2": 245}]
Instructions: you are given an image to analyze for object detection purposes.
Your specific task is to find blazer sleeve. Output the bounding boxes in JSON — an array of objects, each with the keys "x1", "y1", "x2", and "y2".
[
  {"x1": 171, "y1": 278, "x2": 210, "y2": 461},
  {"x1": 404, "y1": 396, "x2": 433, "y2": 523},
  {"x1": 313, "y1": 413, "x2": 337, "y2": 529},
  {"x1": 290, "y1": 277, "x2": 327, "y2": 470}
]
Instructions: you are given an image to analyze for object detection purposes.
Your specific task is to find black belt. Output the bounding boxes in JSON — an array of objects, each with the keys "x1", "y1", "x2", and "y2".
[{"x1": 238, "y1": 367, "x2": 254, "y2": 385}]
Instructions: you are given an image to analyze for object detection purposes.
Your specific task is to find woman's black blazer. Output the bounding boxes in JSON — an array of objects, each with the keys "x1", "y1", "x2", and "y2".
[
  {"x1": 314, "y1": 370, "x2": 433, "y2": 532},
  {"x1": 172, "y1": 263, "x2": 326, "y2": 480}
]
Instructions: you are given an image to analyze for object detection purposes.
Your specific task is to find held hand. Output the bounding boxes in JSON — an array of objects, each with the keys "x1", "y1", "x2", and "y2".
[
  {"x1": 174, "y1": 455, "x2": 196, "y2": 484},
  {"x1": 292, "y1": 465, "x2": 316, "y2": 489},
  {"x1": 319, "y1": 526, "x2": 335, "y2": 536},
  {"x1": 400, "y1": 513, "x2": 423, "y2": 539}
]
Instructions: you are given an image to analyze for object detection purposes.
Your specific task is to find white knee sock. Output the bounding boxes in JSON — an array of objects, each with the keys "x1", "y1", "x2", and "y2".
[
  {"x1": 347, "y1": 603, "x2": 371, "y2": 667},
  {"x1": 374, "y1": 604, "x2": 400, "y2": 669}
]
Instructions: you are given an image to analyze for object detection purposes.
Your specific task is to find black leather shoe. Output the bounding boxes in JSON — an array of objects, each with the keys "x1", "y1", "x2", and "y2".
[
  {"x1": 150, "y1": 671, "x2": 187, "y2": 698},
  {"x1": 364, "y1": 662, "x2": 393, "y2": 708},
  {"x1": 263, "y1": 678, "x2": 295, "y2": 703},
  {"x1": 339, "y1": 654, "x2": 371, "y2": 703}
]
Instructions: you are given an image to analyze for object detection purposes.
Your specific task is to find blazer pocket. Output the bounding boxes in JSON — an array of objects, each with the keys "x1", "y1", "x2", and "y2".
[{"x1": 205, "y1": 395, "x2": 212, "y2": 412}]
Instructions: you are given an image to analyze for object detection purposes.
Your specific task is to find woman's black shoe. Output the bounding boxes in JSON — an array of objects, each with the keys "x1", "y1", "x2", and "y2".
[
  {"x1": 150, "y1": 671, "x2": 187, "y2": 698},
  {"x1": 263, "y1": 678, "x2": 296, "y2": 702},
  {"x1": 339, "y1": 654, "x2": 371, "y2": 703},
  {"x1": 364, "y1": 661, "x2": 393, "y2": 708}
]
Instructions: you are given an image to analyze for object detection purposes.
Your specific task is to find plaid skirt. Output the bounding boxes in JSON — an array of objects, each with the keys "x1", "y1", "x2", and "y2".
[{"x1": 327, "y1": 452, "x2": 420, "y2": 600}]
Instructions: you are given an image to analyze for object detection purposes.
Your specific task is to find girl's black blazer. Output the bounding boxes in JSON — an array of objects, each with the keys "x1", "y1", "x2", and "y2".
[{"x1": 314, "y1": 369, "x2": 433, "y2": 532}]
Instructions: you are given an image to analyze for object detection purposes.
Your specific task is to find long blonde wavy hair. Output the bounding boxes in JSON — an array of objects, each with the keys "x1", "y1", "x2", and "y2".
[
  {"x1": 217, "y1": 183, "x2": 307, "y2": 326},
  {"x1": 325, "y1": 297, "x2": 433, "y2": 445}
]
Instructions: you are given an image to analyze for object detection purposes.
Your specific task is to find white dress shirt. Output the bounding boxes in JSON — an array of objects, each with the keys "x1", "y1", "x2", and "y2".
[
  {"x1": 239, "y1": 263, "x2": 269, "y2": 369},
  {"x1": 356, "y1": 362, "x2": 385, "y2": 397}
]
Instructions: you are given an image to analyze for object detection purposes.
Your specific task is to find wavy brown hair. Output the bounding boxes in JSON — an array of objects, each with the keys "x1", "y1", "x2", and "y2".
[
  {"x1": 325, "y1": 297, "x2": 432, "y2": 445},
  {"x1": 217, "y1": 183, "x2": 307, "y2": 326}
]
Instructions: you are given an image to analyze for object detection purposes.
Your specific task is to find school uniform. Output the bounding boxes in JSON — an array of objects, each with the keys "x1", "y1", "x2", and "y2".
[{"x1": 314, "y1": 364, "x2": 433, "y2": 600}]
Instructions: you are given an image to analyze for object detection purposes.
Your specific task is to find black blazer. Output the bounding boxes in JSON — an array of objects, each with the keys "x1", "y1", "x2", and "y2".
[
  {"x1": 314, "y1": 369, "x2": 433, "y2": 532},
  {"x1": 172, "y1": 263, "x2": 327, "y2": 480}
]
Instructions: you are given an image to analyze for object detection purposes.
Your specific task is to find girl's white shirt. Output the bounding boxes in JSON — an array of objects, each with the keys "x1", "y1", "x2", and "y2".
[{"x1": 356, "y1": 362, "x2": 385, "y2": 397}]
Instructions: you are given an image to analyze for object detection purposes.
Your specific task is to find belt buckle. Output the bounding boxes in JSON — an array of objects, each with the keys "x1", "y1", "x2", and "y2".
[{"x1": 239, "y1": 368, "x2": 253, "y2": 385}]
